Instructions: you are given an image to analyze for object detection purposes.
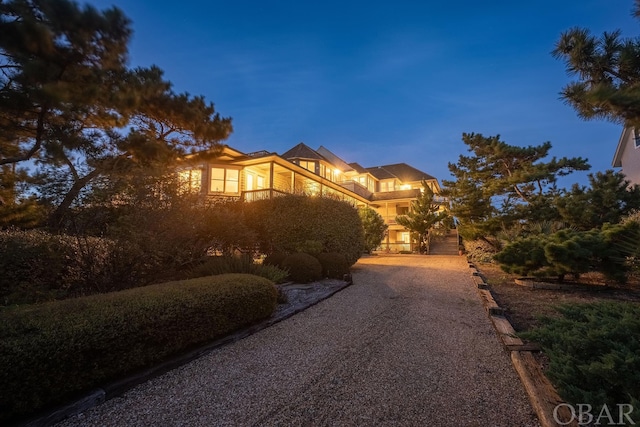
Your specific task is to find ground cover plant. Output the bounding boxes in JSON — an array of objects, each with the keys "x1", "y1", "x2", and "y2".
[
  {"x1": 479, "y1": 262, "x2": 640, "y2": 425},
  {"x1": 521, "y1": 302, "x2": 640, "y2": 423},
  {"x1": 0, "y1": 274, "x2": 277, "y2": 423}
]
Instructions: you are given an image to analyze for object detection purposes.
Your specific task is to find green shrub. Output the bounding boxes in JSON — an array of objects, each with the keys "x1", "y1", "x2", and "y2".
[
  {"x1": 243, "y1": 195, "x2": 364, "y2": 266},
  {"x1": 0, "y1": 229, "x2": 73, "y2": 304},
  {"x1": 316, "y1": 252, "x2": 350, "y2": 279},
  {"x1": 495, "y1": 223, "x2": 638, "y2": 284},
  {"x1": 462, "y1": 239, "x2": 498, "y2": 264},
  {"x1": 186, "y1": 255, "x2": 288, "y2": 283},
  {"x1": 281, "y1": 253, "x2": 322, "y2": 283},
  {"x1": 0, "y1": 274, "x2": 277, "y2": 422},
  {"x1": 0, "y1": 228, "x2": 169, "y2": 305},
  {"x1": 521, "y1": 302, "x2": 640, "y2": 422},
  {"x1": 359, "y1": 206, "x2": 387, "y2": 253},
  {"x1": 263, "y1": 252, "x2": 289, "y2": 268}
]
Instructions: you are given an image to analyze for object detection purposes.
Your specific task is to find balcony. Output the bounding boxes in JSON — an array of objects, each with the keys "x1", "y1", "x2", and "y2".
[
  {"x1": 337, "y1": 180, "x2": 372, "y2": 199},
  {"x1": 242, "y1": 188, "x2": 289, "y2": 202}
]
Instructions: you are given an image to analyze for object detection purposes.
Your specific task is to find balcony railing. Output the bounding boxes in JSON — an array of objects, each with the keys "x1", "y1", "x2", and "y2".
[{"x1": 242, "y1": 188, "x2": 289, "y2": 202}]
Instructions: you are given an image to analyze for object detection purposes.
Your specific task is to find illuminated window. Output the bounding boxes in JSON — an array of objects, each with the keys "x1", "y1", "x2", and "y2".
[
  {"x1": 178, "y1": 169, "x2": 202, "y2": 193},
  {"x1": 210, "y1": 167, "x2": 240, "y2": 193},
  {"x1": 298, "y1": 160, "x2": 316, "y2": 173},
  {"x1": 380, "y1": 180, "x2": 395, "y2": 192}
]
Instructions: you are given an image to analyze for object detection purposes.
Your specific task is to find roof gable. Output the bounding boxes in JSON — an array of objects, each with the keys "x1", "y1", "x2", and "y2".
[
  {"x1": 281, "y1": 142, "x2": 325, "y2": 161},
  {"x1": 613, "y1": 127, "x2": 634, "y2": 167}
]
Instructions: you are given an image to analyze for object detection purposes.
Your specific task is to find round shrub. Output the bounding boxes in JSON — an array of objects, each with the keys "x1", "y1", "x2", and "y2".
[
  {"x1": 263, "y1": 252, "x2": 289, "y2": 268},
  {"x1": 316, "y1": 252, "x2": 350, "y2": 279},
  {"x1": 281, "y1": 253, "x2": 322, "y2": 283}
]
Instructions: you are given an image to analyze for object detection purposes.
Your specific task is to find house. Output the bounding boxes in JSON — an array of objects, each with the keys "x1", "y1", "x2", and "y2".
[
  {"x1": 179, "y1": 142, "x2": 446, "y2": 252},
  {"x1": 612, "y1": 127, "x2": 640, "y2": 186}
]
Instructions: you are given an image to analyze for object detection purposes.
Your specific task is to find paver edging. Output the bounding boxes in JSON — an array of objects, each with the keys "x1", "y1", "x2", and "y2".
[{"x1": 468, "y1": 260, "x2": 578, "y2": 427}]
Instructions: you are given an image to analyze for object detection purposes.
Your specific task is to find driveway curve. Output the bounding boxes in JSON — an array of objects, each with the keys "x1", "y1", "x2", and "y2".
[{"x1": 59, "y1": 255, "x2": 539, "y2": 427}]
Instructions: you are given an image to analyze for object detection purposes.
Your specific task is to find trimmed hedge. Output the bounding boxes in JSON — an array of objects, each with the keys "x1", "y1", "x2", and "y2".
[
  {"x1": 281, "y1": 253, "x2": 322, "y2": 283},
  {"x1": 316, "y1": 252, "x2": 350, "y2": 279},
  {"x1": 243, "y1": 195, "x2": 364, "y2": 266},
  {"x1": 186, "y1": 255, "x2": 289, "y2": 283},
  {"x1": 0, "y1": 274, "x2": 277, "y2": 422}
]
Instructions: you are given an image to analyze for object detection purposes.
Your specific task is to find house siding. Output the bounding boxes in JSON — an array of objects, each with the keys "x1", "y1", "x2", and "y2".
[
  {"x1": 613, "y1": 127, "x2": 640, "y2": 186},
  {"x1": 620, "y1": 141, "x2": 640, "y2": 185}
]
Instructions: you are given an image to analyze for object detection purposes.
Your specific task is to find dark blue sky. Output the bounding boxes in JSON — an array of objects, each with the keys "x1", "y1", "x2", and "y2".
[{"x1": 88, "y1": 0, "x2": 638, "y2": 187}]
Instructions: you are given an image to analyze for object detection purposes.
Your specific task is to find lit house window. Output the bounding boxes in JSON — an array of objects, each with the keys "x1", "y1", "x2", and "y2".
[
  {"x1": 178, "y1": 169, "x2": 202, "y2": 193},
  {"x1": 380, "y1": 180, "x2": 395, "y2": 192},
  {"x1": 298, "y1": 160, "x2": 316, "y2": 173},
  {"x1": 210, "y1": 167, "x2": 239, "y2": 193},
  {"x1": 246, "y1": 173, "x2": 266, "y2": 191}
]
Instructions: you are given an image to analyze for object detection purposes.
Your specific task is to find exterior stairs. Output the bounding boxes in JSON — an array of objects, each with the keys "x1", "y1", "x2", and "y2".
[{"x1": 429, "y1": 229, "x2": 460, "y2": 255}]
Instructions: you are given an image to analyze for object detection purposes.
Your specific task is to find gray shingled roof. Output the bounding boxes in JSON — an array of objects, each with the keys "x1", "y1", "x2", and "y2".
[
  {"x1": 281, "y1": 142, "x2": 325, "y2": 161},
  {"x1": 367, "y1": 163, "x2": 435, "y2": 182},
  {"x1": 348, "y1": 162, "x2": 369, "y2": 174}
]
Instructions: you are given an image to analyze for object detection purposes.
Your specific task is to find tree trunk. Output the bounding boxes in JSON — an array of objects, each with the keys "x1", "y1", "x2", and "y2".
[{"x1": 48, "y1": 169, "x2": 101, "y2": 229}]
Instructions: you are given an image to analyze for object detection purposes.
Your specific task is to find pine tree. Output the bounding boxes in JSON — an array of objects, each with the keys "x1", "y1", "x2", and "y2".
[
  {"x1": 553, "y1": 2, "x2": 640, "y2": 127},
  {"x1": 0, "y1": 0, "x2": 232, "y2": 228},
  {"x1": 442, "y1": 133, "x2": 589, "y2": 244},
  {"x1": 395, "y1": 181, "x2": 447, "y2": 254}
]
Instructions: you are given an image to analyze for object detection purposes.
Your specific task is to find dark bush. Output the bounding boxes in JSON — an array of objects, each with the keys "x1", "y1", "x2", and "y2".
[
  {"x1": 316, "y1": 252, "x2": 350, "y2": 279},
  {"x1": 0, "y1": 229, "x2": 73, "y2": 304},
  {"x1": 281, "y1": 253, "x2": 322, "y2": 283},
  {"x1": 263, "y1": 252, "x2": 289, "y2": 268},
  {"x1": 185, "y1": 255, "x2": 288, "y2": 283},
  {"x1": 243, "y1": 195, "x2": 364, "y2": 266},
  {"x1": 0, "y1": 274, "x2": 277, "y2": 422},
  {"x1": 0, "y1": 229, "x2": 164, "y2": 305}
]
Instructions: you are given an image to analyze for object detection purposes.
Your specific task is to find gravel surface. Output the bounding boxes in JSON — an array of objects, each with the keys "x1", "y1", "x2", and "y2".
[{"x1": 58, "y1": 255, "x2": 539, "y2": 427}]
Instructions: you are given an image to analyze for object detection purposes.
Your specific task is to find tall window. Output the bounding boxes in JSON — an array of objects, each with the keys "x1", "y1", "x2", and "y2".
[{"x1": 210, "y1": 167, "x2": 240, "y2": 193}]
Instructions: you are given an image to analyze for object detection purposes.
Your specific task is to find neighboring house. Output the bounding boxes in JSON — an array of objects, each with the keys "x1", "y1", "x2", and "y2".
[
  {"x1": 613, "y1": 127, "x2": 640, "y2": 186},
  {"x1": 180, "y1": 142, "x2": 446, "y2": 252}
]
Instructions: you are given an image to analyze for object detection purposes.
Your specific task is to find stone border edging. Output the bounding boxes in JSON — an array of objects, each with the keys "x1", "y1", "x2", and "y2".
[
  {"x1": 467, "y1": 260, "x2": 578, "y2": 427},
  {"x1": 21, "y1": 279, "x2": 353, "y2": 427}
]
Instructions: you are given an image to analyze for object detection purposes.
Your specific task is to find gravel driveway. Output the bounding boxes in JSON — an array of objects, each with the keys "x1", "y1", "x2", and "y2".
[{"x1": 58, "y1": 255, "x2": 539, "y2": 427}]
